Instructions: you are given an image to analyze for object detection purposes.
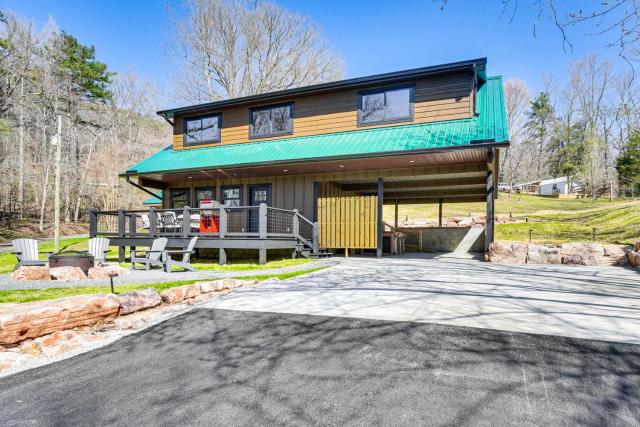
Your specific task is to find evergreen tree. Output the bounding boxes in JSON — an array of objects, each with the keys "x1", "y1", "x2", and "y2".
[
  {"x1": 547, "y1": 122, "x2": 586, "y2": 184},
  {"x1": 525, "y1": 92, "x2": 555, "y2": 178},
  {"x1": 616, "y1": 132, "x2": 640, "y2": 195}
]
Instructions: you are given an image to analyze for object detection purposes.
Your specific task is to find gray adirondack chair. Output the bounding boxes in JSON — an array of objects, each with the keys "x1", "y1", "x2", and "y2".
[
  {"x1": 88, "y1": 237, "x2": 110, "y2": 264},
  {"x1": 130, "y1": 238, "x2": 169, "y2": 271},
  {"x1": 12, "y1": 239, "x2": 52, "y2": 270},
  {"x1": 166, "y1": 236, "x2": 198, "y2": 273}
]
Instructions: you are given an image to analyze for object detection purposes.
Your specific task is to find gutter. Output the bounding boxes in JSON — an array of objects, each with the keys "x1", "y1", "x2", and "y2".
[
  {"x1": 120, "y1": 140, "x2": 509, "y2": 178},
  {"x1": 125, "y1": 176, "x2": 164, "y2": 198}
]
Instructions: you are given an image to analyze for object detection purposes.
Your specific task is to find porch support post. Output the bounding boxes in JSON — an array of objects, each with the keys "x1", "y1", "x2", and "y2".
[
  {"x1": 394, "y1": 199, "x2": 399, "y2": 229},
  {"x1": 485, "y1": 148, "x2": 495, "y2": 253},
  {"x1": 182, "y1": 206, "x2": 190, "y2": 238},
  {"x1": 377, "y1": 177, "x2": 383, "y2": 258},
  {"x1": 117, "y1": 209, "x2": 125, "y2": 262},
  {"x1": 312, "y1": 181, "x2": 320, "y2": 223},
  {"x1": 89, "y1": 209, "x2": 97, "y2": 238},
  {"x1": 149, "y1": 207, "x2": 157, "y2": 238},
  {"x1": 219, "y1": 207, "x2": 227, "y2": 265},
  {"x1": 128, "y1": 212, "x2": 137, "y2": 255},
  {"x1": 438, "y1": 198, "x2": 443, "y2": 227},
  {"x1": 258, "y1": 203, "x2": 268, "y2": 264}
]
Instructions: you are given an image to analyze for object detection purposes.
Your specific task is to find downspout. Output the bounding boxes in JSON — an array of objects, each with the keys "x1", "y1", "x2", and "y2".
[{"x1": 125, "y1": 175, "x2": 163, "y2": 199}]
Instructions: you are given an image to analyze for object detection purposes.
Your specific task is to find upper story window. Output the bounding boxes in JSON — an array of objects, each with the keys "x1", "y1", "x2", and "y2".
[
  {"x1": 358, "y1": 86, "x2": 414, "y2": 126},
  {"x1": 184, "y1": 114, "x2": 221, "y2": 146},
  {"x1": 249, "y1": 103, "x2": 293, "y2": 139}
]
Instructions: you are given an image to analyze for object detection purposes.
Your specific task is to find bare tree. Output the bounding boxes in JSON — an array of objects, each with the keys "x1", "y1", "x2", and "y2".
[
  {"x1": 169, "y1": 0, "x2": 344, "y2": 103},
  {"x1": 500, "y1": 79, "x2": 532, "y2": 196}
]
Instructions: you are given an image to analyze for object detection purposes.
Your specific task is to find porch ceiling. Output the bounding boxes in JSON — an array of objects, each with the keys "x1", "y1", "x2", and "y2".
[{"x1": 134, "y1": 148, "x2": 491, "y2": 185}]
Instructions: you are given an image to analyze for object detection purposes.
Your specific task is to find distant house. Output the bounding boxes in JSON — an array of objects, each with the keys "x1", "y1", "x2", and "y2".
[{"x1": 538, "y1": 177, "x2": 569, "y2": 195}]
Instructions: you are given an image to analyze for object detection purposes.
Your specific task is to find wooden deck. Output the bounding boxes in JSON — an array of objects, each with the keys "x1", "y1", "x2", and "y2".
[{"x1": 90, "y1": 204, "x2": 318, "y2": 264}]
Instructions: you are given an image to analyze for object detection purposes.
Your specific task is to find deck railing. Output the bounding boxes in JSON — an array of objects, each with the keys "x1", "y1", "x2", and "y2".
[{"x1": 90, "y1": 204, "x2": 318, "y2": 252}]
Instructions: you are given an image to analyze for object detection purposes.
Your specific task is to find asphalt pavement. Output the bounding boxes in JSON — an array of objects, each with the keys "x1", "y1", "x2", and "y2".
[{"x1": 1, "y1": 308, "x2": 639, "y2": 426}]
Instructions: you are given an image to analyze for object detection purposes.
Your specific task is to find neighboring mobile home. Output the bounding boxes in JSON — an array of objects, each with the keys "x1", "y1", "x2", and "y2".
[{"x1": 91, "y1": 58, "x2": 508, "y2": 262}]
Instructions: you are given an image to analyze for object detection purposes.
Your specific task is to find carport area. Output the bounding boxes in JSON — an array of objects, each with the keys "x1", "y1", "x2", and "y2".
[{"x1": 205, "y1": 254, "x2": 640, "y2": 344}]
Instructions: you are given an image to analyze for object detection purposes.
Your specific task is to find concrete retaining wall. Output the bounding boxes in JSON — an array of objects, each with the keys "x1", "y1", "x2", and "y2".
[{"x1": 402, "y1": 227, "x2": 485, "y2": 253}]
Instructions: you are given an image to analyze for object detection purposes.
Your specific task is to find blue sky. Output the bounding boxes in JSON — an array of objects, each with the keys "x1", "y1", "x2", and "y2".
[{"x1": 1, "y1": 0, "x2": 626, "y2": 108}]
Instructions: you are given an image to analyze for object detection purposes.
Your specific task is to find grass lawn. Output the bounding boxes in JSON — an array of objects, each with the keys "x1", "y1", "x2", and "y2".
[
  {"x1": 0, "y1": 267, "x2": 326, "y2": 304},
  {"x1": 384, "y1": 195, "x2": 640, "y2": 245},
  {"x1": 0, "y1": 237, "x2": 311, "y2": 274}
]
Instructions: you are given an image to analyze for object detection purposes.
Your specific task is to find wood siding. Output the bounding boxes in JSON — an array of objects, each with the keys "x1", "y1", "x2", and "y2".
[
  {"x1": 172, "y1": 71, "x2": 474, "y2": 150},
  {"x1": 318, "y1": 182, "x2": 377, "y2": 249}
]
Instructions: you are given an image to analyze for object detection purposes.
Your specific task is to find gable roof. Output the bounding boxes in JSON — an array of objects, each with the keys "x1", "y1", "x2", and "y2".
[
  {"x1": 125, "y1": 75, "x2": 507, "y2": 176},
  {"x1": 157, "y1": 58, "x2": 486, "y2": 119}
]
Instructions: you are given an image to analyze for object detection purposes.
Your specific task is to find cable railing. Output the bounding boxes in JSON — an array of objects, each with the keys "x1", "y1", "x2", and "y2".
[{"x1": 89, "y1": 204, "x2": 318, "y2": 252}]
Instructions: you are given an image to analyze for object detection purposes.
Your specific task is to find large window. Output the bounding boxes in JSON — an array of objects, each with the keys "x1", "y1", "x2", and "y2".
[
  {"x1": 169, "y1": 188, "x2": 191, "y2": 209},
  {"x1": 358, "y1": 86, "x2": 414, "y2": 126},
  {"x1": 221, "y1": 186, "x2": 242, "y2": 207},
  {"x1": 249, "y1": 103, "x2": 293, "y2": 138},
  {"x1": 184, "y1": 114, "x2": 221, "y2": 146},
  {"x1": 195, "y1": 187, "x2": 216, "y2": 207}
]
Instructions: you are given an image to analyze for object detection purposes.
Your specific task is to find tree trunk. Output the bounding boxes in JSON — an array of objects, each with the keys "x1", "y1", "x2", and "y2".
[{"x1": 17, "y1": 75, "x2": 25, "y2": 218}]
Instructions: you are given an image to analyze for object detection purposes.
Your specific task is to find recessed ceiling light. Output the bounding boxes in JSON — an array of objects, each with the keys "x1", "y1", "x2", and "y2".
[
  {"x1": 283, "y1": 169, "x2": 288, "y2": 172},
  {"x1": 187, "y1": 176, "x2": 192, "y2": 179},
  {"x1": 409, "y1": 160, "x2": 415, "y2": 163},
  {"x1": 233, "y1": 173, "x2": 237, "y2": 176},
  {"x1": 339, "y1": 165, "x2": 344, "y2": 168}
]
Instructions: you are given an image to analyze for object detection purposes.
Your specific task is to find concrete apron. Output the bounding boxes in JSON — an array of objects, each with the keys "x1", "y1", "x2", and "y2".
[{"x1": 203, "y1": 253, "x2": 640, "y2": 344}]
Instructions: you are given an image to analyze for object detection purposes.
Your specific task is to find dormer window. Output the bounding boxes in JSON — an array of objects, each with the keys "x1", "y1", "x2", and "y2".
[
  {"x1": 358, "y1": 86, "x2": 414, "y2": 126},
  {"x1": 249, "y1": 103, "x2": 293, "y2": 139},
  {"x1": 184, "y1": 114, "x2": 221, "y2": 146}
]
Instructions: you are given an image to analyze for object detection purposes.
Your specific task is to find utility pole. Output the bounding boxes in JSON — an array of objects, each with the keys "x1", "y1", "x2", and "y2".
[{"x1": 53, "y1": 115, "x2": 62, "y2": 252}]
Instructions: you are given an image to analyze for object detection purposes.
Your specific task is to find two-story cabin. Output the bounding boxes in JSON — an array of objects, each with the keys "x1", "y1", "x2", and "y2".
[{"x1": 92, "y1": 58, "x2": 508, "y2": 263}]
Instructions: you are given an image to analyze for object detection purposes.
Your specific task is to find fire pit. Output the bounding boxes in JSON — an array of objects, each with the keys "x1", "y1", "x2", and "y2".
[{"x1": 49, "y1": 251, "x2": 95, "y2": 274}]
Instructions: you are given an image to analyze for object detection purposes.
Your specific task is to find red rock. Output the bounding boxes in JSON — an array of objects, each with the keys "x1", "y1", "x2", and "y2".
[
  {"x1": 101, "y1": 263, "x2": 130, "y2": 277},
  {"x1": 561, "y1": 254, "x2": 599, "y2": 266},
  {"x1": 627, "y1": 251, "x2": 640, "y2": 268},
  {"x1": 487, "y1": 241, "x2": 527, "y2": 264},
  {"x1": 0, "y1": 294, "x2": 119, "y2": 345},
  {"x1": 50, "y1": 266, "x2": 86, "y2": 281},
  {"x1": 560, "y1": 243, "x2": 605, "y2": 256},
  {"x1": 118, "y1": 288, "x2": 162, "y2": 315},
  {"x1": 36, "y1": 330, "x2": 107, "y2": 357},
  {"x1": 88, "y1": 266, "x2": 111, "y2": 279},
  {"x1": 527, "y1": 245, "x2": 561, "y2": 264},
  {"x1": 11, "y1": 266, "x2": 51, "y2": 281},
  {"x1": 199, "y1": 280, "x2": 226, "y2": 293},
  {"x1": 160, "y1": 284, "x2": 201, "y2": 304}
]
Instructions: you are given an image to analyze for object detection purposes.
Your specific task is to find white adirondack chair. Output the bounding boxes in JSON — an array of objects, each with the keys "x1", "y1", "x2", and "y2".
[
  {"x1": 88, "y1": 237, "x2": 110, "y2": 264},
  {"x1": 166, "y1": 236, "x2": 199, "y2": 273},
  {"x1": 12, "y1": 238, "x2": 52, "y2": 270},
  {"x1": 130, "y1": 238, "x2": 169, "y2": 271}
]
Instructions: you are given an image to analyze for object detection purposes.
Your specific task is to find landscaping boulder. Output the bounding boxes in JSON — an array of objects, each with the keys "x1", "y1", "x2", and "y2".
[
  {"x1": 627, "y1": 251, "x2": 640, "y2": 268},
  {"x1": 561, "y1": 254, "x2": 599, "y2": 266},
  {"x1": 50, "y1": 266, "x2": 86, "y2": 281},
  {"x1": 160, "y1": 284, "x2": 201, "y2": 304},
  {"x1": 487, "y1": 241, "x2": 528, "y2": 264},
  {"x1": 526, "y1": 245, "x2": 561, "y2": 264},
  {"x1": 199, "y1": 280, "x2": 227, "y2": 293},
  {"x1": 11, "y1": 266, "x2": 51, "y2": 281},
  {"x1": 0, "y1": 294, "x2": 119, "y2": 345},
  {"x1": 35, "y1": 330, "x2": 108, "y2": 357},
  {"x1": 560, "y1": 243, "x2": 605, "y2": 256},
  {"x1": 0, "y1": 352, "x2": 35, "y2": 373},
  {"x1": 457, "y1": 217, "x2": 474, "y2": 227},
  {"x1": 88, "y1": 266, "x2": 111, "y2": 279},
  {"x1": 118, "y1": 288, "x2": 162, "y2": 315},
  {"x1": 101, "y1": 263, "x2": 130, "y2": 277}
]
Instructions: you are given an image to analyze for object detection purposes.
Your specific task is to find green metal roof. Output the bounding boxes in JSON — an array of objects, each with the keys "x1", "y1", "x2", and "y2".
[
  {"x1": 143, "y1": 194, "x2": 162, "y2": 205},
  {"x1": 126, "y1": 76, "x2": 508, "y2": 175}
]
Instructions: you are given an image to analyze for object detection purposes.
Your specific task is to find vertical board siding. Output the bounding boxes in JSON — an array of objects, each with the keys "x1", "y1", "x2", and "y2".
[{"x1": 317, "y1": 182, "x2": 377, "y2": 249}]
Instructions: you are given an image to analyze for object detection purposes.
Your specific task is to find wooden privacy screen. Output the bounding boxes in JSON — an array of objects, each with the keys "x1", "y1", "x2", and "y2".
[{"x1": 318, "y1": 182, "x2": 377, "y2": 249}]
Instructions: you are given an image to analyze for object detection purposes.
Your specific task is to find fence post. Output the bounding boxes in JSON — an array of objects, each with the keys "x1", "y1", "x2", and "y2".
[
  {"x1": 259, "y1": 203, "x2": 267, "y2": 239},
  {"x1": 292, "y1": 209, "x2": 299, "y2": 237},
  {"x1": 117, "y1": 209, "x2": 126, "y2": 262},
  {"x1": 219, "y1": 207, "x2": 227, "y2": 238},
  {"x1": 89, "y1": 209, "x2": 97, "y2": 237},
  {"x1": 128, "y1": 213, "x2": 136, "y2": 237},
  {"x1": 149, "y1": 207, "x2": 157, "y2": 237},
  {"x1": 182, "y1": 206, "x2": 190, "y2": 238},
  {"x1": 312, "y1": 222, "x2": 319, "y2": 255}
]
